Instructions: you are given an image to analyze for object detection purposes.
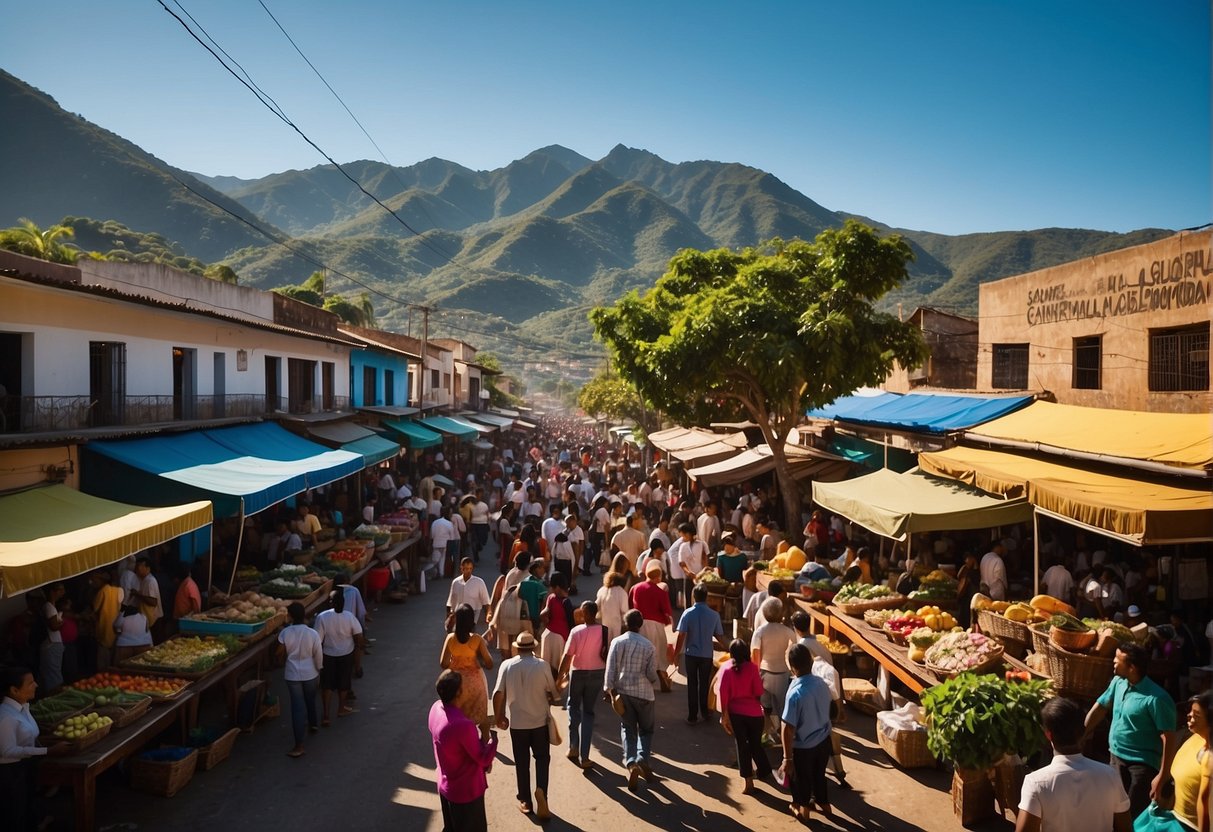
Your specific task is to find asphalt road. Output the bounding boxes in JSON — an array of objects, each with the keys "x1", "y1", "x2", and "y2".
[{"x1": 70, "y1": 540, "x2": 1014, "y2": 832}]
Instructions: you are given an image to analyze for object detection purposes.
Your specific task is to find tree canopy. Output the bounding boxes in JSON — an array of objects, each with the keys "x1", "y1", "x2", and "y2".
[
  {"x1": 578, "y1": 370, "x2": 652, "y2": 430},
  {"x1": 0, "y1": 218, "x2": 79, "y2": 264},
  {"x1": 273, "y1": 270, "x2": 375, "y2": 327},
  {"x1": 590, "y1": 220, "x2": 928, "y2": 536}
]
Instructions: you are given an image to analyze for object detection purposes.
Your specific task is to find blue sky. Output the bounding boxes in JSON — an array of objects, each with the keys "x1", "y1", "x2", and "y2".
[{"x1": 2, "y1": 1, "x2": 1208, "y2": 235}]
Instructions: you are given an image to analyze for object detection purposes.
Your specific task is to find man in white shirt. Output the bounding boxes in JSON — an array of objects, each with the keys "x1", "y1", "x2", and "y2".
[
  {"x1": 610, "y1": 511, "x2": 647, "y2": 571},
  {"x1": 314, "y1": 590, "x2": 364, "y2": 724},
  {"x1": 133, "y1": 557, "x2": 164, "y2": 630},
  {"x1": 562, "y1": 513, "x2": 586, "y2": 592},
  {"x1": 446, "y1": 558, "x2": 491, "y2": 624},
  {"x1": 1017, "y1": 696, "x2": 1131, "y2": 832},
  {"x1": 540, "y1": 504, "x2": 564, "y2": 557},
  {"x1": 980, "y1": 543, "x2": 1008, "y2": 601},
  {"x1": 668, "y1": 523, "x2": 707, "y2": 611},
  {"x1": 469, "y1": 488, "x2": 491, "y2": 563},
  {"x1": 276, "y1": 601, "x2": 324, "y2": 757},
  {"x1": 1041, "y1": 558, "x2": 1074, "y2": 604},
  {"x1": 429, "y1": 508, "x2": 457, "y2": 584},
  {"x1": 695, "y1": 501, "x2": 721, "y2": 554}
]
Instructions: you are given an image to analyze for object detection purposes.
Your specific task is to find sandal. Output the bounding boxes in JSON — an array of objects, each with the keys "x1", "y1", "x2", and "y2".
[{"x1": 287, "y1": 749, "x2": 306, "y2": 758}]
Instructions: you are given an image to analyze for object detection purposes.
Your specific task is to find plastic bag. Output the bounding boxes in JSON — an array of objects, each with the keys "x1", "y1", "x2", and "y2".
[{"x1": 1133, "y1": 802, "x2": 1188, "y2": 832}]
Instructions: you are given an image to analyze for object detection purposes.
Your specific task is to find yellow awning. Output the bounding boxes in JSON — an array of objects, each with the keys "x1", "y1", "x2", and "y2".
[
  {"x1": 0, "y1": 485, "x2": 212, "y2": 597},
  {"x1": 965, "y1": 401, "x2": 1213, "y2": 473},
  {"x1": 919, "y1": 446, "x2": 1213, "y2": 546}
]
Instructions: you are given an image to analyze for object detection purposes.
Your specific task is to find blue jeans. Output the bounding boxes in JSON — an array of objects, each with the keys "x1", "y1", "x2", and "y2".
[
  {"x1": 568, "y1": 669, "x2": 604, "y2": 759},
  {"x1": 620, "y1": 694, "x2": 655, "y2": 767},
  {"x1": 286, "y1": 677, "x2": 319, "y2": 746}
]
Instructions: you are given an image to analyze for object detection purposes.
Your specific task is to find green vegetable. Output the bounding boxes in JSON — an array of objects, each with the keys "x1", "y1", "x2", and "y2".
[
  {"x1": 923, "y1": 673, "x2": 1052, "y2": 771},
  {"x1": 1047, "y1": 613, "x2": 1088, "y2": 632}
]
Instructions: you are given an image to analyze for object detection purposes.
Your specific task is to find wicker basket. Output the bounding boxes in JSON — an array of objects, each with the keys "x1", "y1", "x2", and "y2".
[
  {"x1": 1046, "y1": 642, "x2": 1113, "y2": 699},
  {"x1": 925, "y1": 647, "x2": 1005, "y2": 681},
  {"x1": 877, "y1": 725, "x2": 935, "y2": 769},
  {"x1": 98, "y1": 696, "x2": 152, "y2": 728},
  {"x1": 1028, "y1": 623, "x2": 1051, "y2": 657},
  {"x1": 130, "y1": 748, "x2": 198, "y2": 797},
  {"x1": 1050, "y1": 627, "x2": 1098, "y2": 653},
  {"x1": 43, "y1": 719, "x2": 112, "y2": 752},
  {"x1": 834, "y1": 594, "x2": 908, "y2": 617},
  {"x1": 197, "y1": 727, "x2": 240, "y2": 771},
  {"x1": 976, "y1": 609, "x2": 1030, "y2": 659}
]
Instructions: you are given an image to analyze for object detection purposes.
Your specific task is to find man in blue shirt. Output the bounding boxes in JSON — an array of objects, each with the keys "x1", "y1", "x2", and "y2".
[
  {"x1": 674, "y1": 583, "x2": 725, "y2": 725},
  {"x1": 1084, "y1": 642, "x2": 1178, "y2": 819},
  {"x1": 781, "y1": 642, "x2": 834, "y2": 824}
]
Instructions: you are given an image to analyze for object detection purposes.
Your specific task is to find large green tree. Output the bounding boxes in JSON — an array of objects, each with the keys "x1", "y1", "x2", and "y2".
[
  {"x1": 590, "y1": 220, "x2": 928, "y2": 539},
  {"x1": 0, "y1": 218, "x2": 79, "y2": 264},
  {"x1": 578, "y1": 370, "x2": 654, "y2": 430}
]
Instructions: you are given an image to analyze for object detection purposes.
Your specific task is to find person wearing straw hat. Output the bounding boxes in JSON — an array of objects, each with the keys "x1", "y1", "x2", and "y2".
[{"x1": 492, "y1": 631, "x2": 558, "y2": 819}]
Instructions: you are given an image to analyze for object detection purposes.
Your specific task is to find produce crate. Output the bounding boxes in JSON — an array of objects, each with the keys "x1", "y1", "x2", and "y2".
[
  {"x1": 952, "y1": 766, "x2": 995, "y2": 828},
  {"x1": 834, "y1": 595, "x2": 908, "y2": 616},
  {"x1": 97, "y1": 695, "x2": 152, "y2": 728},
  {"x1": 42, "y1": 719, "x2": 112, "y2": 752},
  {"x1": 178, "y1": 616, "x2": 271, "y2": 637},
  {"x1": 130, "y1": 747, "x2": 198, "y2": 797},
  {"x1": 241, "y1": 611, "x2": 287, "y2": 644},
  {"x1": 1045, "y1": 642, "x2": 1113, "y2": 699},
  {"x1": 877, "y1": 724, "x2": 935, "y2": 769},
  {"x1": 842, "y1": 678, "x2": 883, "y2": 715},
  {"x1": 197, "y1": 727, "x2": 240, "y2": 771},
  {"x1": 976, "y1": 609, "x2": 1030, "y2": 659},
  {"x1": 300, "y1": 579, "x2": 335, "y2": 611}
]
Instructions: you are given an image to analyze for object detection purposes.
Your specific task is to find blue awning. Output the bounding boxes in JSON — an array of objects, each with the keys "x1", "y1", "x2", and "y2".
[
  {"x1": 383, "y1": 419, "x2": 444, "y2": 449},
  {"x1": 419, "y1": 416, "x2": 477, "y2": 441},
  {"x1": 808, "y1": 392, "x2": 1034, "y2": 435},
  {"x1": 81, "y1": 423, "x2": 363, "y2": 517},
  {"x1": 342, "y1": 435, "x2": 400, "y2": 466}
]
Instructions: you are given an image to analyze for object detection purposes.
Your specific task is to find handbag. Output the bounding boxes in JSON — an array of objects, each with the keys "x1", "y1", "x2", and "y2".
[
  {"x1": 546, "y1": 710, "x2": 562, "y2": 746},
  {"x1": 1132, "y1": 801, "x2": 1187, "y2": 832},
  {"x1": 610, "y1": 691, "x2": 627, "y2": 716}
]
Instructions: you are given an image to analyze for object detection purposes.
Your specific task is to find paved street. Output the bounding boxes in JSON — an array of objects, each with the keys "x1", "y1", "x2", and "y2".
[{"x1": 71, "y1": 542, "x2": 1015, "y2": 832}]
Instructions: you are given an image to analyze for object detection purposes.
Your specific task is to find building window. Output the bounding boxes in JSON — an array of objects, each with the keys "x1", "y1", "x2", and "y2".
[
  {"x1": 1149, "y1": 323, "x2": 1210, "y2": 392},
  {"x1": 89, "y1": 341, "x2": 126, "y2": 426},
  {"x1": 1073, "y1": 336, "x2": 1102, "y2": 390},
  {"x1": 991, "y1": 343, "x2": 1029, "y2": 389},
  {"x1": 384, "y1": 369, "x2": 395, "y2": 406},
  {"x1": 321, "y1": 361, "x2": 334, "y2": 410}
]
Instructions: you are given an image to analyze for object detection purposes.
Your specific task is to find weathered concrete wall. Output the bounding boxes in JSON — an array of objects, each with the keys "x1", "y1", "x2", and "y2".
[{"x1": 977, "y1": 229, "x2": 1212, "y2": 412}]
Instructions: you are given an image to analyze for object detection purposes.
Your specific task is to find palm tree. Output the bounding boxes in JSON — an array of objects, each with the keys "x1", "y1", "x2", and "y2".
[
  {"x1": 0, "y1": 218, "x2": 79, "y2": 264},
  {"x1": 355, "y1": 291, "x2": 375, "y2": 327}
]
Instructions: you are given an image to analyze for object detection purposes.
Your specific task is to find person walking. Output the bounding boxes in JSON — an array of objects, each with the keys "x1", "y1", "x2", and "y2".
[
  {"x1": 1018, "y1": 696, "x2": 1132, "y2": 832},
  {"x1": 492, "y1": 632, "x2": 558, "y2": 820},
  {"x1": 314, "y1": 589, "x2": 364, "y2": 725},
  {"x1": 630, "y1": 560, "x2": 673, "y2": 692},
  {"x1": 430, "y1": 669, "x2": 498, "y2": 832},
  {"x1": 446, "y1": 558, "x2": 491, "y2": 629},
  {"x1": 1084, "y1": 642, "x2": 1178, "y2": 819},
  {"x1": 781, "y1": 643, "x2": 834, "y2": 824},
  {"x1": 557, "y1": 600, "x2": 608, "y2": 769},
  {"x1": 276, "y1": 602, "x2": 323, "y2": 758},
  {"x1": 752, "y1": 597, "x2": 797, "y2": 746},
  {"x1": 673, "y1": 583, "x2": 725, "y2": 724},
  {"x1": 596, "y1": 570, "x2": 629, "y2": 643},
  {"x1": 605, "y1": 609, "x2": 658, "y2": 790},
  {"x1": 469, "y1": 489, "x2": 491, "y2": 563},
  {"x1": 1168, "y1": 690, "x2": 1212, "y2": 830},
  {"x1": 441, "y1": 604, "x2": 495, "y2": 742},
  {"x1": 719, "y1": 639, "x2": 774, "y2": 794}
]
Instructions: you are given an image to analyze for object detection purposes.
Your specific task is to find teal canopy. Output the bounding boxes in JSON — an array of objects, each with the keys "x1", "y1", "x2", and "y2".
[
  {"x1": 81, "y1": 422, "x2": 363, "y2": 517},
  {"x1": 342, "y1": 434, "x2": 400, "y2": 466},
  {"x1": 419, "y1": 416, "x2": 477, "y2": 441},
  {"x1": 383, "y1": 419, "x2": 443, "y2": 449}
]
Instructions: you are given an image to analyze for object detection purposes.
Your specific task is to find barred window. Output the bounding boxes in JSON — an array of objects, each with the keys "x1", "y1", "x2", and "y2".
[
  {"x1": 1073, "y1": 336, "x2": 1102, "y2": 390},
  {"x1": 991, "y1": 343, "x2": 1029, "y2": 389},
  {"x1": 1149, "y1": 324, "x2": 1209, "y2": 392}
]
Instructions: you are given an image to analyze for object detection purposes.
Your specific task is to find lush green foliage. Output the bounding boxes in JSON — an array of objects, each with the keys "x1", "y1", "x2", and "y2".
[
  {"x1": 577, "y1": 372, "x2": 649, "y2": 425},
  {"x1": 922, "y1": 673, "x2": 1051, "y2": 771},
  {"x1": 272, "y1": 270, "x2": 375, "y2": 326},
  {"x1": 0, "y1": 218, "x2": 79, "y2": 264}
]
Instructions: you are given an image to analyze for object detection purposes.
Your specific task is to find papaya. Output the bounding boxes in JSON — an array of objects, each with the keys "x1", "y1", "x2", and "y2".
[
  {"x1": 1030, "y1": 594, "x2": 1077, "y2": 618},
  {"x1": 1004, "y1": 603, "x2": 1035, "y2": 623},
  {"x1": 783, "y1": 546, "x2": 807, "y2": 571}
]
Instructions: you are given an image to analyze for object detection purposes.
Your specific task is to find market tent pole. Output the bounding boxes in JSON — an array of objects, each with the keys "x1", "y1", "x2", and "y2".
[
  {"x1": 207, "y1": 526, "x2": 214, "y2": 601},
  {"x1": 226, "y1": 497, "x2": 246, "y2": 597},
  {"x1": 1032, "y1": 510, "x2": 1040, "y2": 596}
]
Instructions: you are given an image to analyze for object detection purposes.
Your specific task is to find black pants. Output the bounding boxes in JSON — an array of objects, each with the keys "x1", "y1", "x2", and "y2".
[
  {"x1": 730, "y1": 712, "x2": 772, "y2": 779},
  {"x1": 553, "y1": 558, "x2": 574, "y2": 589},
  {"x1": 1110, "y1": 753, "x2": 1157, "y2": 821},
  {"x1": 686, "y1": 655, "x2": 714, "y2": 720},
  {"x1": 0, "y1": 758, "x2": 38, "y2": 832},
  {"x1": 440, "y1": 793, "x2": 487, "y2": 832},
  {"x1": 510, "y1": 725, "x2": 551, "y2": 804},
  {"x1": 790, "y1": 736, "x2": 831, "y2": 809}
]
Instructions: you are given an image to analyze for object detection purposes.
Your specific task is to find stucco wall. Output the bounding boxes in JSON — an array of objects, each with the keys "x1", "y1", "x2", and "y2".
[
  {"x1": 0, "y1": 446, "x2": 79, "y2": 491},
  {"x1": 977, "y1": 230, "x2": 1212, "y2": 412},
  {"x1": 350, "y1": 349, "x2": 410, "y2": 407}
]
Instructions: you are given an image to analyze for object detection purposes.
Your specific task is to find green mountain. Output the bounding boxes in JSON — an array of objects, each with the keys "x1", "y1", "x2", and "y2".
[
  {"x1": 0, "y1": 68, "x2": 1177, "y2": 368},
  {"x1": 0, "y1": 70, "x2": 280, "y2": 263}
]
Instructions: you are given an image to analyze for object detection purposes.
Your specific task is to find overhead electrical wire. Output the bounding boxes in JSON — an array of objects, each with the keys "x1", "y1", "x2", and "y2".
[{"x1": 155, "y1": 0, "x2": 603, "y2": 362}]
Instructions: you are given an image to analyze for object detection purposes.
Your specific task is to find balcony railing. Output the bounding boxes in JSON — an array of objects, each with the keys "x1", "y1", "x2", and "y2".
[{"x1": 0, "y1": 394, "x2": 351, "y2": 433}]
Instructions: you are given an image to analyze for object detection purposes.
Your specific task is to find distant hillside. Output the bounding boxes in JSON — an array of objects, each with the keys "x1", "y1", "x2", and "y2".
[
  {"x1": 0, "y1": 70, "x2": 281, "y2": 262},
  {"x1": 1, "y1": 68, "x2": 1178, "y2": 369}
]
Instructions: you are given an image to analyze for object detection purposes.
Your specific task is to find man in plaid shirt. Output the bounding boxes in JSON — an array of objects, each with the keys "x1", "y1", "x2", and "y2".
[{"x1": 605, "y1": 609, "x2": 658, "y2": 789}]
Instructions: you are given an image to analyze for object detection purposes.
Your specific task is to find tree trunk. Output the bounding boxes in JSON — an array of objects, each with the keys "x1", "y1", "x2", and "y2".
[{"x1": 756, "y1": 421, "x2": 805, "y2": 546}]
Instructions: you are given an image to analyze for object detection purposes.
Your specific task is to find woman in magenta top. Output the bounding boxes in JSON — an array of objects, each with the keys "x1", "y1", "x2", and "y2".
[
  {"x1": 429, "y1": 670, "x2": 497, "y2": 831},
  {"x1": 719, "y1": 638, "x2": 773, "y2": 793}
]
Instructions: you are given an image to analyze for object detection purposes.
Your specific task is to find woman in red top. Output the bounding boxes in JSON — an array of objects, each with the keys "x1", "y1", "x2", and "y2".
[{"x1": 719, "y1": 638, "x2": 773, "y2": 793}]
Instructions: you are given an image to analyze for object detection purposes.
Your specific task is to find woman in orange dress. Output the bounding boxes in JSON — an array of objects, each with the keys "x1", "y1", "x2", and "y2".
[{"x1": 439, "y1": 604, "x2": 494, "y2": 740}]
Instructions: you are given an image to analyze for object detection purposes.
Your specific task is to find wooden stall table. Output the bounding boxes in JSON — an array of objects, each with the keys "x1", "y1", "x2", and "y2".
[
  {"x1": 40, "y1": 691, "x2": 196, "y2": 832},
  {"x1": 828, "y1": 608, "x2": 938, "y2": 694},
  {"x1": 179, "y1": 636, "x2": 279, "y2": 731}
]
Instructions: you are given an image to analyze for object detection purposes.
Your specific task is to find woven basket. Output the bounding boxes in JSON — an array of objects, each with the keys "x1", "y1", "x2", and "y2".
[
  {"x1": 834, "y1": 594, "x2": 908, "y2": 617},
  {"x1": 98, "y1": 696, "x2": 152, "y2": 728},
  {"x1": 1046, "y1": 642, "x2": 1114, "y2": 699},
  {"x1": 44, "y1": 719, "x2": 112, "y2": 752},
  {"x1": 197, "y1": 727, "x2": 240, "y2": 771},
  {"x1": 925, "y1": 647, "x2": 1005, "y2": 681},
  {"x1": 1050, "y1": 627, "x2": 1098, "y2": 653},
  {"x1": 1028, "y1": 623, "x2": 1051, "y2": 657},
  {"x1": 976, "y1": 609, "x2": 1030, "y2": 659},
  {"x1": 877, "y1": 725, "x2": 935, "y2": 769},
  {"x1": 130, "y1": 748, "x2": 198, "y2": 797}
]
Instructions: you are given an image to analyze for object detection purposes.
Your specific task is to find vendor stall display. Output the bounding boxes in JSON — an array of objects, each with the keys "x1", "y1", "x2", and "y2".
[
  {"x1": 73, "y1": 672, "x2": 190, "y2": 699},
  {"x1": 834, "y1": 583, "x2": 907, "y2": 615},
  {"x1": 907, "y1": 570, "x2": 959, "y2": 604},
  {"x1": 122, "y1": 635, "x2": 240, "y2": 675},
  {"x1": 923, "y1": 631, "x2": 1005, "y2": 679},
  {"x1": 47, "y1": 712, "x2": 113, "y2": 749},
  {"x1": 30, "y1": 688, "x2": 97, "y2": 729}
]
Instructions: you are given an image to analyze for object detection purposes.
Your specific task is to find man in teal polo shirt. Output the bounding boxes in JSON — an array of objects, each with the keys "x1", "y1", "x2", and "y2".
[{"x1": 1083, "y1": 642, "x2": 1177, "y2": 819}]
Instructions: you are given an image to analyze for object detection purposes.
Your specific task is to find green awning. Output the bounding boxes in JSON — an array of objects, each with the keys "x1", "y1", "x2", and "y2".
[
  {"x1": 419, "y1": 416, "x2": 477, "y2": 441},
  {"x1": 383, "y1": 419, "x2": 443, "y2": 449},
  {"x1": 811, "y1": 468, "x2": 1033, "y2": 542},
  {"x1": 342, "y1": 435, "x2": 400, "y2": 466},
  {"x1": 827, "y1": 433, "x2": 917, "y2": 473}
]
